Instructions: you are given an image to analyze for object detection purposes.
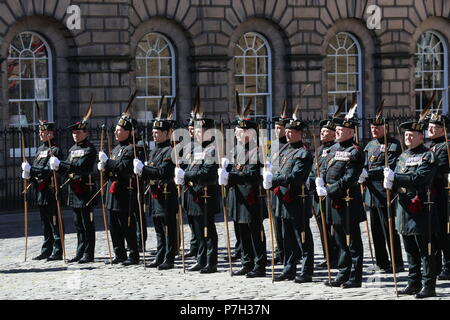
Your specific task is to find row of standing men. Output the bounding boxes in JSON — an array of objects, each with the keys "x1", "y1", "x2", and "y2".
[{"x1": 20, "y1": 107, "x2": 449, "y2": 299}]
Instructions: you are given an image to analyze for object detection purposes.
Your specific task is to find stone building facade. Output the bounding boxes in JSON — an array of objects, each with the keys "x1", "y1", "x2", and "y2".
[{"x1": 0, "y1": 0, "x2": 450, "y2": 134}]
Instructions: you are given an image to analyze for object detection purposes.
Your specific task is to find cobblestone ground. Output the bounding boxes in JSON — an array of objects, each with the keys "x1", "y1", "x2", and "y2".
[{"x1": 0, "y1": 209, "x2": 449, "y2": 300}]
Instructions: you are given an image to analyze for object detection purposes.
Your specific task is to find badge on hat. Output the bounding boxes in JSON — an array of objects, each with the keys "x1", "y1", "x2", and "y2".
[
  {"x1": 117, "y1": 90, "x2": 138, "y2": 131},
  {"x1": 68, "y1": 94, "x2": 94, "y2": 131},
  {"x1": 34, "y1": 100, "x2": 55, "y2": 131},
  {"x1": 333, "y1": 94, "x2": 359, "y2": 128},
  {"x1": 232, "y1": 90, "x2": 257, "y2": 129}
]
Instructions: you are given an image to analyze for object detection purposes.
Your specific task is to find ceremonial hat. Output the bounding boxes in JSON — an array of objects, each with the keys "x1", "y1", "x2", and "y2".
[{"x1": 68, "y1": 95, "x2": 94, "y2": 131}]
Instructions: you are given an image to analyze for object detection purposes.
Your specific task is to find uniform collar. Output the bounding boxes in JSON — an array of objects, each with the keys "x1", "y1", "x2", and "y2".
[
  {"x1": 119, "y1": 138, "x2": 130, "y2": 146},
  {"x1": 288, "y1": 140, "x2": 303, "y2": 149},
  {"x1": 338, "y1": 138, "x2": 354, "y2": 148},
  {"x1": 76, "y1": 138, "x2": 88, "y2": 146},
  {"x1": 376, "y1": 136, "x2": 387, "y2": 144},
  {"x1": 44, "y1": 139, "x2": 55, "y2": 147},
  {"x1": 278, "y1": 136, "x2": 287, "y2": 144},
  {"x1": 408, "y1": 144, "x2": 425, "y2": 154},
  {"x1": 322, "y1": 140, "x2": 334, "y2": 148},
  {"x1": 431, "y1": 136, "x2": 446, "y2": 144},
  {"x1": 156, "y1": 139, "x2": 171, "y2": 148}
]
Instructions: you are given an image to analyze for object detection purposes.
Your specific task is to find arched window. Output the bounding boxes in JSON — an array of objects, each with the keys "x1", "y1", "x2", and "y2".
[
  {"x1": 415, "y1": 31, "x2": 448, "y2": 114},
  {"x1": 135, "y1": 33, "x2": 176, "y2": 122},
  {"x1": 234, "y1": 32, "x2": 272, "y2": 122},
  {"x1": 7, "y1": 31, "x2": 53, "y2": 128},
  {"x1": 326, "y1": 32, "x2": 363, "y2": 118}
]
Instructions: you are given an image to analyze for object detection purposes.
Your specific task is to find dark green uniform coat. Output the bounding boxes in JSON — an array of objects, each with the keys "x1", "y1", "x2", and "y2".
[
  {"x1": 393, "y1": 144, "x2": 438, "y2": 235},
  {"x1": 58, "y1": 139, "x2": 97, "y2": 259},
  {"x1": 320, "y1": 137, "x2": 365, "y2": 283},
  {"x1": 58, "y1": 139, "x2": 97, "y2": 208},
  {"x1": 392, "y1": 143, "x2": 438, "y2": 289},
  {"x1": 272, "y1": 140, "x2": 314, "y2": 276},
  {"x1": 30, "y1": 140, "x2": 63, "y2": 257},
  {"x1": 310, "y1": 140, "x2": 339, "y2": 266},
  {"x1": 141, "y1": 139, "x2": 177, "y2": 264},
  {"x1": 226, "y1": 142, "x2": 267, "y2": 271},
  {"x1": 184, "y1": 140, "x2": 220, "y2": 267},
  {"x1": 427, "y1": 136, "x2": 450, "y2": 275},
  {"x1": 364, "y1": 136, "x2": 404, "y2": 270},
  {"x1": 104, "y1": 138, "x2": 139, "y2": 260}
]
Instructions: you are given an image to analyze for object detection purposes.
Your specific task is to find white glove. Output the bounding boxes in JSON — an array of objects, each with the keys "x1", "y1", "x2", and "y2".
[
  {"x1": 384, "y1": 168, "x2": 395, "y2": 181},
  {"x1": 383, "y1": 178, "x2": 393, "y2": 190},
  {"x1": 265, "y1": 160, "x2": 272, "y2": 171},
  {"x1": 217, "y1": 168, "x2": 229, "y2": 186},
  {"x1": 174, "y1": 167, "x2": 185, "y2": 185},
  {"x1": 22, "y1": 170, "x2": 30, "y2": 179},
  {"x1": 317, "y1": 186, "x2": 328, "y2": 197},
  {"x1": 97, "y1": 161, "x2": 105, "y2": 172},
  {"x1": 49, "y1": 156, "x2": 60, "y2": 171},
  {"x1": 144, "y1": 161, "x2": 150, "y2": 166},
  {"x1": 133, "y1": 158, "x2": 144, "y2": 176},
  {"x1": 221, "y1": 157, "x2": 229, "y2": 168},
  {"x1": 315, "y1": 177, "x2": 325, "y2": 188},
  {"x1": 21, "y1": 161, "x2": 31, "y2": 173},
  {"x1": 262, "y1": 169, "x2": 273, "y2": 190},
  {"x1": 99, "y1": 151, "x2": 108, "y2": 163},
  {"x1": 358, "y1": 168, "x2": 368, "y2": 184},
  {"x1": 448, "y1": 174, "x2": 450, "y2": 185}
]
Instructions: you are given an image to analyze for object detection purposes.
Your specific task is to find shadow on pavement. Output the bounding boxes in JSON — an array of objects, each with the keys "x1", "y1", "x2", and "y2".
[{"x1": 0, "y1": 267, "x2": 68, "y2": 274}]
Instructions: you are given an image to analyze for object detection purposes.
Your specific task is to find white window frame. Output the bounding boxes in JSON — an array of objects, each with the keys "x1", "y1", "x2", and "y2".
[
  {"x1": 326, "y1": 32, "x2": 363, "y2": 138},
  {"x1": 234, "y1": 32, "x2": 272, "y2": 123},
  {"x1": 135, "y1": 32, "x2": 176, "y2": 124},
  {"x1": 7, "y1": 31, "x2": 53, "y2": 157},
  {"x1": 415, "y1": 30, "x2": 449, "y2": 114}
]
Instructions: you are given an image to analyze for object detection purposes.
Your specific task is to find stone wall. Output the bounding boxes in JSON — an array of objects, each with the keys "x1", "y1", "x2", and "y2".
[{"x1": 0, "y1": 0, "x2": 450, "y2": 127}]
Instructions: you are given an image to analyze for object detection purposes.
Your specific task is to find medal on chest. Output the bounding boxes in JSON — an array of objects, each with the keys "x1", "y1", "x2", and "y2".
[
  {"x1": 37, "y1": 149, "x2": 49, "y2": 160},
  {"x1": 334, "y1": 151, "x2": 351, "y2": 161},
  {"x1": 69, "y1": 149, "x2": 85, "y2": 162}
]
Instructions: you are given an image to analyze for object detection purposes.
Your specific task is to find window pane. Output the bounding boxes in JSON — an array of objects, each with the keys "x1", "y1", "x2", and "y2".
[
  {"x1": 245, "y1": 76, "x2": 257, "y2": 93},
  {"x1": 20, "y1": 59, "x2": 34, "y2": 78},
  {"x1": 257, "y1": 57, "x2": 266, "y2": 74},
  {"x1": 327, "y1": 32, "x2": 361, "y2": 112},
  {"x1": 348, "y1": 56, "x2": 357, "y2": 73},
  {"x1": 21, "y1": 80, "x2": 34, "y2": 99},
  {"x1": 147, "y1": 58, "x2": 159, "y2": 77},
  {"x1": 35, "y1": 79, "x2": 48, "y2": 99},
  {"x1": 35, "y1": 59, "x2": 48, "y2": 78},
  {"x1": 160, "y1": 46, "x2": 170, "y2": 57},
  {"x1": 135, "y1": 33, "x2": 175, "y2": 101},
  {"x1": 348, "y1": 75, "x2": 357, "y2": 92},
  {"x1": 234, "y1": 33, "x2": 271, "y2": 119},
  {"x1": 7, "y1": 30, "x2": 52, "y2": 147},
  {"x1": 160, "y1": 58, "x2": 171, "y2": 76},
  {"x1": 161, "y1": 78, "x2": 171, "y2": 96},
  {"x1": 336, "y1": 56, "x2": 347, "y2": 73},
  {"x1": 8, "y1": 80, "x2": 20, "y2": 99},
  {"x1": 245, "y1": 57, "x2": 257, "y2": 74},
  {"x1": 21, "y1": 33, "x2": 32, "y2": 50},
  {"x1": 415, "y1": 32, "x2": 448, "y2": 112},
  {"x1": 148, "y1": 78, "x2": 159, "y2": 96},
  {"x1": 337, "y1": 74, "x2": 347, "y2": 92},
  {"x1": 255, "y1": 96, "x2": 266, "y2": 116},
  {"x1": 258, "y1": 76, "x2": 267, "y2": 92}
]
